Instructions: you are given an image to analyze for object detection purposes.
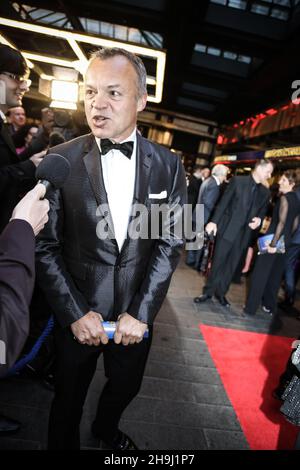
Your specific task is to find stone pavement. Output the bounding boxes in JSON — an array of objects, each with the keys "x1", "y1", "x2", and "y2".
[{"x1": 0, "y1": 258, "x2": 299, "y2": 450}]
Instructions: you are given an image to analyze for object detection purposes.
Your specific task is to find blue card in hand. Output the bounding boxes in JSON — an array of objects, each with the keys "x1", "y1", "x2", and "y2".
[{"x1": 257, "y1": 234, "x2": 285, "y2": 254}]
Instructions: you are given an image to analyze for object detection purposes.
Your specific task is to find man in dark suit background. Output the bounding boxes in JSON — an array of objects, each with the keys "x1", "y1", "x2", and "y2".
[
  {"x1": 187, "y1": 165, "x2": 210, "y2": 210},
  {"x1": 190, "y1": 164, "x2": 229, "y2": 270},
  {"x1": 36, "y1": 47, "x2": 186, "y2": 450},
  {"x1": 196, "y1": 164, "x2": 229, "y2": 226},
  {"x1": 194, "y1": 159, "x2": 273, "y2": 307}
]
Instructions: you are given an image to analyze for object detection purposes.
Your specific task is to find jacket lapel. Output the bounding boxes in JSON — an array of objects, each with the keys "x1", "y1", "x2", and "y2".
[
  {"x1": 83, "y1": 134, "x2": 115, "y2": 240},
  {"x1": 133, "y1": 133, "x2": 152, "y2": 205},
  {"x1": 120, "y1": 133, "x2": 153, "y2": 257}
]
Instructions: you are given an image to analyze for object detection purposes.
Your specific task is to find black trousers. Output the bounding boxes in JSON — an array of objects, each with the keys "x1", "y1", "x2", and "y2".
[
  {"x1": 203, "y1": 230, "x2": 249, "y2": 297},
  {"x1": 245, "y1": 252, "x2": 286, "y2": 315},
  {"x1": 48, "y1": 326, "x2": 152, "y2": 450}
]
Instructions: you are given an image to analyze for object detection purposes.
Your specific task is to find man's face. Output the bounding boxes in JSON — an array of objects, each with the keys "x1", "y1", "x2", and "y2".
[
  {"x1": 84, "y1": 56, "x2": 147, "y2": 142},
  {"x1": 9, "y1": 107, "x2": 26, "y2": 127},
  {"x1": 257, "y1": 163, "x2": 273, "y2": 183},
  {"x1": 0, "y1": 74, "x2": 28, "y2": 108},
  {"x1": 202, "y1": 168, "x2": 210, "y2": 180}
]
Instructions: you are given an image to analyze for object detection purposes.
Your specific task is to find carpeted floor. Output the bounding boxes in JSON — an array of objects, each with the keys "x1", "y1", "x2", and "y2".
[{"x1": 200, "y1": 325, "x2": 299, "y2": 450}]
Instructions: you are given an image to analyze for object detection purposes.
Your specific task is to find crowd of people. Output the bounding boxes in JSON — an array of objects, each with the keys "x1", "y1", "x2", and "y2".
[
  {"x1": 1, "y1": 40, "x2": 300, "y2": 450},
  {"x1": 186, "y1": 162, "x2": 300, "y2": 320}
]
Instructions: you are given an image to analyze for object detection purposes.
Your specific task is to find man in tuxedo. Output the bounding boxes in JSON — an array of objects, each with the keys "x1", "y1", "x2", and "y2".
[
  {"x1": 194, "y1": 159, "x2": 273, "y2": 307},
  {"x1": 36, "y1": 47, "x2": 186, "y2": 450}
]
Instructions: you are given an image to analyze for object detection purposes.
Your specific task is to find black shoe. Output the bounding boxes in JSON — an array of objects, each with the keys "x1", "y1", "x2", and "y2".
[
  {"x1": 92, "y1": 426, "x2": 138, "y2": 450},
  {"x1": 193, "y1": 294, "x2": 212, "y2": 304},
  {"x1": 262, "y1": 305, "x2": 273, "y2": 316},
  {"x1": 215, "y1": 295, "x2": 230, "y2": 307},
  {"x1": 0, "y1": 414, "x2": 21, "y2": 435}
]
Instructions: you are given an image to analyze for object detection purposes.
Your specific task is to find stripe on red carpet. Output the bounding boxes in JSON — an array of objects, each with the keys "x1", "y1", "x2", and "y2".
[{"x1": 200, "y1": 324, "x2": 298, "y2": 450}]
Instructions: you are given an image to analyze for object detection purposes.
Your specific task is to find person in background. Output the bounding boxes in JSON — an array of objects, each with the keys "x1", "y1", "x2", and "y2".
[
  {"x1": 201, "y1": 167, "x2": 211, "y2": 181},
  {"x1": 187, "y1": 164, "x2": 228, "y2": 269},
  {"x1": 280, "y1": 172, "x2": 300, "y2": 309},
  {"x1": 12, "y1": 124, "x2": 39, "y2": 154},
  {"x1": 0, "y1": 44, "x2": 53, "y2": 232},
  {"x1": 6, "y1": 106, "x2": 26, "y2": 134},
  {"x1": 244, "y1": 171, "x2": 300, "y2": 317}
]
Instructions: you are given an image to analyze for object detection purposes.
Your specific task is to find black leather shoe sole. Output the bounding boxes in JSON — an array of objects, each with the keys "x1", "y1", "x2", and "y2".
[
  {"x1": 215, "y1": 295, "x2": 230, "y2": 307},
  {"x1": 193, "y1": 295, "x2": 212, "y2": 303},
  {"x1": 91, "y1": 426, "x2": 138, "y2": 450}
]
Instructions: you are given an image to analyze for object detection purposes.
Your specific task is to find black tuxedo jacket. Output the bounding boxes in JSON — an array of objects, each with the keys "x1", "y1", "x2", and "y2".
[
  {"x1": 0, "y1": 220, "x2": 35, "y2": 377},
  {"x1": 36, "y1": 133, "x2": 187, "y2": 328},
  {"x1": 211, "y1": 175, "x2": 270, "y2": 243}
]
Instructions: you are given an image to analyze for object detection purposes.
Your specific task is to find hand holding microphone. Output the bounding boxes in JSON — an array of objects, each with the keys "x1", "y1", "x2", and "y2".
[
  {"x1": 11, "y1": 184, "x2": 49, "y2": 236},
  {"x1": 11, "y1": 153, "x2": 71, "y2": 236}
]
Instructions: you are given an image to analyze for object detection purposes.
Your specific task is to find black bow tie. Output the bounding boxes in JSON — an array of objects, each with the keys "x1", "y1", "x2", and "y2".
[{"x1": 101, "y1": 139, "x2": 134, "y2": 159}]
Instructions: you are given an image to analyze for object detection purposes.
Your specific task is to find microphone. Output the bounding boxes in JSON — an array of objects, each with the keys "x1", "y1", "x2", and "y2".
[
  {"x1": 102, "y1": 322, "x2": 149, "y2": 339},
  {"x1": 35, "y1": 153, "x2": 70, "y2": 197}
]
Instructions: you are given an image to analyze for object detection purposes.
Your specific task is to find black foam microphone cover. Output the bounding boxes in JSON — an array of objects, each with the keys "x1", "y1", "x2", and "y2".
[{"x1": 35, "y1": 153, "x2": 70, "y2": 191}]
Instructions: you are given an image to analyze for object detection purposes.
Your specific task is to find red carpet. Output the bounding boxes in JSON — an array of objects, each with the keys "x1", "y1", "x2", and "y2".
[{"x1": 200, "y1": 325, "x2": 298, "y2": 450}]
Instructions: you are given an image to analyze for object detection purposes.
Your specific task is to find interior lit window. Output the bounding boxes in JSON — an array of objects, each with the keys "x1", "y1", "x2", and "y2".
[
  {"x1": 271, "y1": 8, "x2": 289, "y2": 19},
  {"x1": 223, "y1": 51, "x2": 237, "y2": 59},
  {"x1": 251, "y1": 3, "x2": 270, "y2": 15},
  {"x1": 238, "y1": 54, "x2": 251, "y2": 63},
  {"x1": 207, "y1": 47, "x2": 221, "y2": 56},
  {"x1": 195, "y1": 44, "x2": 207, "y2": 53},
  {"x1": 210, "y1": 0, "x2": 227, "y2": 5},
  {"x1": 228, "y1": 0, "x2": 247, "y2": 9}
]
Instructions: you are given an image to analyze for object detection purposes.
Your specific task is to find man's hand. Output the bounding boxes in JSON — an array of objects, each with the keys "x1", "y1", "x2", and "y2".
[
  {"x1": 30, "y1": 150, "x2": 46, "y2": 167},
  {"x1": 11, "y1": 183, "x2": 49, "y2": 235},
  {"x1": 205, "y1": 222, "x2": 217, "y2": 237},
  {"x1": 114, "y1": 313, "x2": 148, "y2": 346},
  {"x1": 248, "y1": 217, "x2": 261, "y2": 230},
  {"x1": 71, "y1": 311, "x2": 108, "y2": 346}
]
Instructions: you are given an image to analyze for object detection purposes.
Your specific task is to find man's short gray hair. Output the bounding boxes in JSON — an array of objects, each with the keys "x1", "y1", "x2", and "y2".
[
  {"x1": 211, "y1": 164, "x2": 228, "y2": 177},
  {"x1": 89, "y1": 47, "x2": 147, "y2": 98}
]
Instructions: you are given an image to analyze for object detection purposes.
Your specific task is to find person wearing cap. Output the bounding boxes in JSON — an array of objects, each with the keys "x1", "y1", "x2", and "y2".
[{"x1": 0, "y1": 44, "x2": 52, "y2": 232}]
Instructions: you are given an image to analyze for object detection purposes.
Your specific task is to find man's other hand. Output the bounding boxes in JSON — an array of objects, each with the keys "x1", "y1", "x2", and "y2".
[
  {"x1": 114, "y1": 313, "x2": 148, "y2": 346},
  {"x1": 205, "y1": 222, "x2": 217, "y2": 236},
  {"x1": 11, "y1": 183, "x2": 49, "y2": 235},
  {"x1": 248, "y1": 217, "x2": 261, "y2": 230},
  {"x1": 71, "y1": 311, "x2": 109, "y2": 346}
]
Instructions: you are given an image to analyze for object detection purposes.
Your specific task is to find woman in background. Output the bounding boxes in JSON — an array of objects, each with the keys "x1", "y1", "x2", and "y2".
[{"x1": 244, "y1": 170, "x2": 300, "y2": 317}]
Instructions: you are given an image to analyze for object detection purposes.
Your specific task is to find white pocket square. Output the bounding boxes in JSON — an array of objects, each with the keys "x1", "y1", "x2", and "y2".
[{"x1": 149, "y1": 190, "x2": 167, "y2": 199}]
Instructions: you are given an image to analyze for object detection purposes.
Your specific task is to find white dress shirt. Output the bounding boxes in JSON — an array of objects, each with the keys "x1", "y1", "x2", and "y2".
[
  {"x1": 212, "y1": 175, "x2": 221, "y2": 186},
  {"x1": 0, "y1": 110, "x2": 7, "y2": 122},
  {"x1": 96, "y1": 128, "x2": 137, "y2": 251}
]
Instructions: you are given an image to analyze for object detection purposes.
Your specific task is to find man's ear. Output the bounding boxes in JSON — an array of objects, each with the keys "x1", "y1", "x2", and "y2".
[{"x1": 137, "y1": 93, "x2": 147, "y2": 112}]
